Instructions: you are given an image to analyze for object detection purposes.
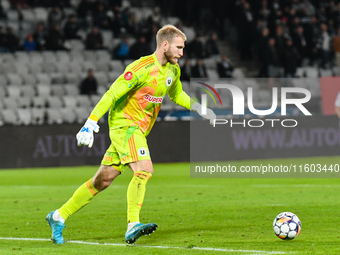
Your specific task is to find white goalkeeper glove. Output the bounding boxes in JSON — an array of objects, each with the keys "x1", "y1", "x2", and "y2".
[
  {"x1": 76, "y1": 119, "x2": 100, "y2": 148},
  {"x1": 191, "y1": 102, "x2": 216, "y2": 125}
]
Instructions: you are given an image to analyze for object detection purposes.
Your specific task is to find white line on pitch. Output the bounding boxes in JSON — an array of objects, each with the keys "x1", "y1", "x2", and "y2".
[{"x1": 0, "y1": 237, "x2": 287, "y2": 254}]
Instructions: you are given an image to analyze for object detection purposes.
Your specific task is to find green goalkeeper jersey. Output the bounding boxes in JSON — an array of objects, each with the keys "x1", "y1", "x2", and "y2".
[{"x1": 90, "y1": 53, "x2": 193, "y2": 137}]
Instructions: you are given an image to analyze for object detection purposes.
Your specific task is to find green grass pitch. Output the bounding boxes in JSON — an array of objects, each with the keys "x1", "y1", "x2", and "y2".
[{"x1": 1, "y1": 156, "x2": 340, "y2": 254}]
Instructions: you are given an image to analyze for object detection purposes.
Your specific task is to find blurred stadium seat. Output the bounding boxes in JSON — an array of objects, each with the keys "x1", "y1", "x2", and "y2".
[
  {"x1": 110, "y1": 61, "x2": 124, "y2": 73},
  {"x1": 65, "y1": 73, "x2": 80, "y2": 84},
  {"x1": 77, "y1": 95, "x2": 92, "y2": 108},
  {"x1": 74, "y1": 107, "x2": 90, "y2": 123},
  {"x1": 7, "y1": 73, "x2": 23, "y2": 85},
  {"x1": 47, "y1": 96, "x2": 63, "y2": 108},
  {"x1": 15, "y1": 52, "x2": 30, "y2": 63},
  {"x1": 32, "y1": 97, "x2": 46, "y2": 108},
  {"x1": 3, "y1": 97, "x2": 19, "y2": 109},
  {"x1": 17, "y1": 97, "x2": 32, "y2": 108},
  {"x1": 7, "y1": 86, "x2": 21, "y2": 98},
  {"x1": 36, "y1": 84, "x2": 51, "y2": 97},
  {"x1": 46, "y1": 108, "x2": 63, "y2": 124},
  {"x1": 50, "y1": 73, "x2": 66, "y2": 84},
  {"x1": 17, "y1": 109, "x2": 32, "y2": 125},
  {"x1": 305, "y1": 67, "x2": 319, "y2": 78},
  {"x1": 36, "y1": 73, "x2": 51, "y2": 84},
  {"x1": 90, "y1": 95, "x2": 102, "y2": 106},
  {"x1": 60, "y1": 108, "x2": 76, "y2": 124},
  {"x1": 1, "y1": 109, "x2": 18, "y2": 125},
  {"x1": 51, "y1": 85, "x2": 65, "y2": 97},
  {"x1": 0, "y1": 86, "x2": 6, "y2": 98},
  {"x1": 31, "y1": 108, "x2": 45, "y2": 125},
  {"x1": 319, "y1": 69, "x2": 333, "y2": 77},
  {"x1": 63, "y1": 95, "x2": 77, "y2": 108},
  {"x1": 0, "y1": 76, "x2": 7, "y2": 86},
  {"x1": 22, "y1": 74, "x2": 37, "y2": 85},
  {"x1": 64, "y1": 84, "x2": 79, "y2": 96}
]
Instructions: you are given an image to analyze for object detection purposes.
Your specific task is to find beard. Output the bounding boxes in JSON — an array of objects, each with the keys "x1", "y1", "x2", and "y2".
[{"x1": 164, "y1": 49, "x2": 177, "y2": 65}]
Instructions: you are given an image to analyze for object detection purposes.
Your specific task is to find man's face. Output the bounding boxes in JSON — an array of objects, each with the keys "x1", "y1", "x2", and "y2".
[{"x1": 164, "y1": 36, "x2": 184, "y2": 65}]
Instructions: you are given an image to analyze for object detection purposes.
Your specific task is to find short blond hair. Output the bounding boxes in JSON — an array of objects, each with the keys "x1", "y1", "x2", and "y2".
[{"x1": 156, "y1": 24, "x2": 187, "y2": 48}]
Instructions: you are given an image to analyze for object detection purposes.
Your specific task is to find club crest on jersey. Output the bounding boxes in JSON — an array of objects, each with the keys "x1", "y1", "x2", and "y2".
[
  {"x1": 124, "y1": 71, "x2": 133, "y2": 80},
  {"x1": 138, "y1": 147, "x2": 147, "y2": 157},
  {"x1": 166, "y1": 76, "x2": 172, "y2": 86}
]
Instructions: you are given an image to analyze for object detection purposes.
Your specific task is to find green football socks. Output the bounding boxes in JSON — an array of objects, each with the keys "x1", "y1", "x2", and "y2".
[
  {"x1": 59, "y1": 179, "x2": 98, "y2": 221},
  {"x1": 127, "y1": 170, "x2": 152, "y2": 223}
]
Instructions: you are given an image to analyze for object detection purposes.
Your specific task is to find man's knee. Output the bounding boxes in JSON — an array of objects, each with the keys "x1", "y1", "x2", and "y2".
[
  {"x1": 93, "y1": 165, "x2": 120, "y2": 191},
  {"x1": 129, "y1": 160, "x2": 154, "y2": 175}
]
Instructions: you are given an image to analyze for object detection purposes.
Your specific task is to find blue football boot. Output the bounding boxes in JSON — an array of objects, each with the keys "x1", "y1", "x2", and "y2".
[
  {"x1": 46, "y1": 211, "x2": 65, "y2": 244},
  {"x1": 125, "y1": 223, "x2": 157, "y2": 244}
]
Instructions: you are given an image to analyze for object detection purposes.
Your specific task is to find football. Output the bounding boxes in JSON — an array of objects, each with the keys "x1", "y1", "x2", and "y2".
[{"x1": 273, "y1": 212, "x2": 301, "y2": 240}]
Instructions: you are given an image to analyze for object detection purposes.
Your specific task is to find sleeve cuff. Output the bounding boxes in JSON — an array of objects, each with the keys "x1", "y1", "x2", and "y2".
[{"x1": 89, "y1": 114, "x2": 99, "y2": 122}]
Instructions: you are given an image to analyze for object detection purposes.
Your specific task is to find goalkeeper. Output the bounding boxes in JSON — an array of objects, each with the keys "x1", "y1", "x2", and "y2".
[{"x1": 46, "y1": 24, "x2": 216, "y2": 244}]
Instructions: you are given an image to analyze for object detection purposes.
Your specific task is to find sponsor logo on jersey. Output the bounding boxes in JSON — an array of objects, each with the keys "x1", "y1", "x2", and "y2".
[
  {"x1": 128, "y1": 74, "x2": 144, "y2": 87},
  {"x1": 145, "y1": 62, "x2": 155, "y2": 69},
  {"x1": 138, "y1": 147, "x2": 147, "y2": 157},
  {"x1": 144, "y1": 94, "x2": 164, "y2": 103},
  {"x1": 166, "y1": 76, "x2": 172, "y2": 86},
  {"x1": 124, "y1": 71, "x2": 133, "y2": 80}
]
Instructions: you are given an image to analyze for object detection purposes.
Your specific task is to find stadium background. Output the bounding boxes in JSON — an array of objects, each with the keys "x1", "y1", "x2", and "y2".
[
  {"x1": 0, "y1": 0, "x2": 339, "y2": 167},
  {"x1": 0, "y1": 1, "x2": 340, "y2": 254}
]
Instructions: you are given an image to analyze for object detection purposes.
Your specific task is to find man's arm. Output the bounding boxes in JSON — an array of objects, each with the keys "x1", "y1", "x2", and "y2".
[
  {"x1": 89, "y1": 71, "x2": 137, "y2": 121},
  {"x1": 167, "y1": 69, "x2": 216, "y2": 125},
  {"x1": 88, "y1": 90, "x2": 115, "y2": 121},
  {"x1": 167, "y1": 82, "x2": 195, "y2": 110},
  {"x1": 77, "y1": 69, "x2": 139, "y2": 147},
  {"x1": 167, "y1": 67, "x2": 195, "y2": 110}
]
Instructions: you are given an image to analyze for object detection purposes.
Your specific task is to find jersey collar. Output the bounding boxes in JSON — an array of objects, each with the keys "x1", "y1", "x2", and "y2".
[{"x1": 152, "y1": 53, "x2": 169, "y2": 72}]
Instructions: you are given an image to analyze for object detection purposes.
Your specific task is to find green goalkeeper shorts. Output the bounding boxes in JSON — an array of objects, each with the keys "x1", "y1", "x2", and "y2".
[{"x1": 101, "y1": 126, "x2": 150, "y2": 173}]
